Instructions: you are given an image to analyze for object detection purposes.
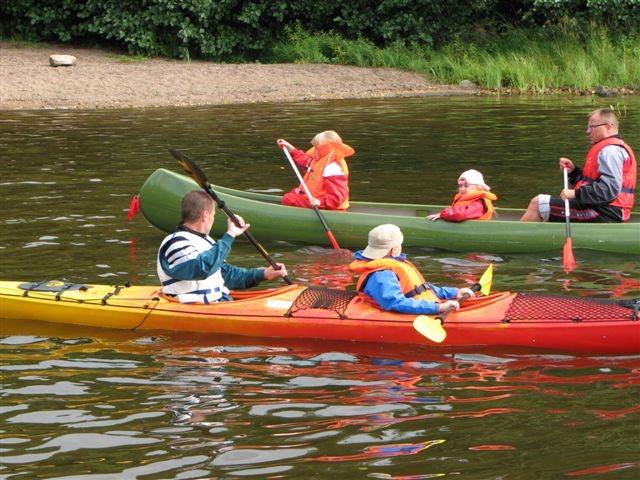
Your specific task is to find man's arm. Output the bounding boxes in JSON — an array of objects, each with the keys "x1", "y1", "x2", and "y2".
[
  {"x1": 159, "y1": 234, "x2": 234, "y2": 280},
  {"x1": 221, "y1": 263, "x2": 266, "y2": 290},
  {"x1": 576, "y1": 146, "x2": 626, "y2": 205},
  {"x1": 567, "y1": 165, "x2": 584, "y2": 185}
]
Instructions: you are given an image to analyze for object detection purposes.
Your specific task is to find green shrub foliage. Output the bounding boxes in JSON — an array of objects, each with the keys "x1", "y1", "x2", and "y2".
[{"x1": 2, "y1": 0, "x2": 638, "y2": 59}]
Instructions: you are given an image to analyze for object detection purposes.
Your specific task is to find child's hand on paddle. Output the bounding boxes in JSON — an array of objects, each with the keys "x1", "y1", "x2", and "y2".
[
  {"x1": 277, "y1": 139, "x2": 294, "y2": 152},
  {"x1": 457, "y1": 287, "x2": 476, "y2": 299},
  {"x1": 439, "y1": 300, "x2": 460, "y2": 313}
]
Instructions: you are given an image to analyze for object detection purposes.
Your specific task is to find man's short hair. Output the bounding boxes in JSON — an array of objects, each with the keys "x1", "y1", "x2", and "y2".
[
  {"x1": 590, "y1": 107, "x2": 618, "y2": 128},
  {"x1": 181, "y1": 190, "x2": 215, "y2": 223}
]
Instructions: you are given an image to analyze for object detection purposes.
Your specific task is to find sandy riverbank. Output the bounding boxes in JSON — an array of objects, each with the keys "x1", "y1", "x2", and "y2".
[{"x1": 0, "y1": 43, "x2": 479, "y2": 110}]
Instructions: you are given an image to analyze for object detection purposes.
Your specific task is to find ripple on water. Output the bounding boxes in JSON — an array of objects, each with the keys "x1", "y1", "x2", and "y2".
[
  {"x1": 0, "y1": 432, "x2": 161, "y2": 465},
  {"x1": 0, "y1": 336, "x2": 48, "y2": 345},
  {"x1": 23, "y1": 241, "x2": 60, "y2": 248},
  {"x1": 0, "y1": 357, "x2": 140, "y2": 371},
  {"x1": 3, "y1": 381, "x2": 89, "y2": 396},
  {"x1": 1, "y1": 99, "x2": 639, "y2": 479},
  {"x1": 211, "y1": 447, "x2": 313, "y2": 466}
]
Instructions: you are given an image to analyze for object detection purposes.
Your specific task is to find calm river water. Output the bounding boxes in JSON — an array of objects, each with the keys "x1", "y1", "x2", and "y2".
[{"x1": 1, "y1": 96, "x2": 639, "y2": 478}]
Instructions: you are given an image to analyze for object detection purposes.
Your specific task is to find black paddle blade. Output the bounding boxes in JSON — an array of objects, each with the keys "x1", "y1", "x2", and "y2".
[{"x1": 168, "y1": 148, "x2": 208, "y2": 189}]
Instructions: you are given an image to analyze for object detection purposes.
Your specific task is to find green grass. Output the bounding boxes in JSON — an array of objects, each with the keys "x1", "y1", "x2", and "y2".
[
  {"x1": 106, "y1": 53, "x2": 151, "y2": 63},
  {"x1": 2, "y1": 35, "x2": 155, "y2": 63},
  {"x1": 1, "y1": 37, "x2": 52, "y2": 49},
  {"x1": 270, "y1": 26, "x2": 640, "y2": 93}
]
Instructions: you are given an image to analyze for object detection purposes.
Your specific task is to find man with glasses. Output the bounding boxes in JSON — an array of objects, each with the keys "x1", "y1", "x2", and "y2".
[{"x1": 521, "y1": 108, "x2": 636, "y2": 223}]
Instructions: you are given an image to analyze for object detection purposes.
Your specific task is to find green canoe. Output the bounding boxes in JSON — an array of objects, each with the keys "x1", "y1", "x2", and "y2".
[{"x1": 139, "y1": 168, "x2": 640, "y2": 254}]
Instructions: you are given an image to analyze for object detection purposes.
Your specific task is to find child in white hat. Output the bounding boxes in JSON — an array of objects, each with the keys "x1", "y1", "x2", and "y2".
[
  {"x1": 427, "y1": 169, "x2": 497, "y2": 222},
  {"x1": 349, "y1": 224, "x2": 475, "y2": 314}
]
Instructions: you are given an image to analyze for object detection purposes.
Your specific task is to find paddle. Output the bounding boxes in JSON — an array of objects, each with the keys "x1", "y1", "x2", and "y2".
[
  {"x1": 168, "y1": 148, "x2": 292, "y2": 285},
  {"x1": 278, "y1": 143, "x2": 341, "y2": 250},
  {"x1": 413, "y1": 264, "x2": 493, "y2": 343},
  {"x1": 562, "y1": 168, "x2": 577, "y2": 272}
]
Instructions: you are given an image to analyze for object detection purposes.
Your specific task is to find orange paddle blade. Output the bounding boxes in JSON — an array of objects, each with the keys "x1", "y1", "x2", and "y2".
[{"x1": 563, "y1": 237, "x2": 577, "y2": 272}]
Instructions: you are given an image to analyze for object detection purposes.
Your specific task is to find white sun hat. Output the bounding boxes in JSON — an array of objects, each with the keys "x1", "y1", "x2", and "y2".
[
  {"x1": 458, "y1": 169, "x2": 491, "y2": 190},
  {"x1": 362, "y1": 224, "x2": 404, "y2": 259}
]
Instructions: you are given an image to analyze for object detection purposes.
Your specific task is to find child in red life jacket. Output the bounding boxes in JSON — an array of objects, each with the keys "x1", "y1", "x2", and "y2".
[
  {"x1": 427, "y1": 169, "x2": 497, "y2": 222},
  {"x1": 278, "y1": 130, "x2": 355, "y2": 210}
]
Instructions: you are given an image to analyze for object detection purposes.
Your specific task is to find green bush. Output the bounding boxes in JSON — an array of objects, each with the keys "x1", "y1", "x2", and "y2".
[
  {"x1": 1, "y1": 1, "x2": 638, "y2": 59},
  {"x1": 530, "y1": 0, "x2": 640, "y2": 33}
]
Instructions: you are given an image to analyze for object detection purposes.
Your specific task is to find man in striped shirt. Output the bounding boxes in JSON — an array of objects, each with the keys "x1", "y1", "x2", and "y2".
[{"x1": 157, "y1": 190, "x2": 288, "y2": 304}]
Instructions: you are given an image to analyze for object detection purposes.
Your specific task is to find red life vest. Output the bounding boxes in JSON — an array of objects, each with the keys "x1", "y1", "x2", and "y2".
[
  {"x1": 575, "y1": 136, "x2": 637, "y2": 221},
  {"x1": 349, "y1": 258, "x2": 438, "y2": 306},
  {"x1": 450, "y1": 190, "x2": 497, "y2": 220},
  {"x1": 300, "y1": 141, "x2": 354, "y2": 210}
]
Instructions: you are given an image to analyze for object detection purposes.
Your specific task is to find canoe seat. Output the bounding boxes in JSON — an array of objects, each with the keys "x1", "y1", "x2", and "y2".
[{"x1": 286, "y1": 286, "x2": 358, "y2": 319}]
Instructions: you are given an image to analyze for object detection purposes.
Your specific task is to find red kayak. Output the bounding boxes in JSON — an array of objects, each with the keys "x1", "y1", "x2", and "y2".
[{"x1": 0, "y1": 281, "x2": 638, "y2": 354}]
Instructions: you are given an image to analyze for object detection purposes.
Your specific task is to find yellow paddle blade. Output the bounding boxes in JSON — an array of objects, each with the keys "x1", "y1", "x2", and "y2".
[
  {"x1": 413, "y1": 315, "x2": 447, "y2": 343},
  {"x1": 478, "y1": 263, "x2": 493, "y2": 296}
]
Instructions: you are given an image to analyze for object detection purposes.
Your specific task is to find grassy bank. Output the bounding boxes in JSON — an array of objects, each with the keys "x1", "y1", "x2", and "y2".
[{"x1": 270, "y1": 27, "x2": 640, "y2": 94}]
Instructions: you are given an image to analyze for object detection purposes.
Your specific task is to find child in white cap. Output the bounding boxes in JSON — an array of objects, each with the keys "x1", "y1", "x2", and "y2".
[
  {"x1": 349, "y1": 224, "x2": 475, "y2": 314},
  {"x1": 427, "y1": 169, "x2": 497, "y2": 222}
]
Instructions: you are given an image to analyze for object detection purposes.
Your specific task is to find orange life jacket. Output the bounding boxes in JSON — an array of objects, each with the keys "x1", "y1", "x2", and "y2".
[
  {"x1": 349, "y1": 258, "x2": 438, "y2": 306},
  {"x1": 450, "y1": 190, "x2": 497, "y2": 220},
  {"x1": 300, "y1": 141, "x2": 355, "y2": 210},
  {"x1": 574, "y1": 136, "x2": 637, "y2": 221}
]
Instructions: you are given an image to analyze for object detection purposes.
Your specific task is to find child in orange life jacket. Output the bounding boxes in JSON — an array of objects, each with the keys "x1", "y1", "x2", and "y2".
[
  {"x1": 278, "y1": 130, "x2": 355, "y2": 210},
  {"x1": 349, "y1": 224, "x2": 475, "y2": 315},
  {"x1": 426, "y1": 169, "x2": 497, "y2": 222}
]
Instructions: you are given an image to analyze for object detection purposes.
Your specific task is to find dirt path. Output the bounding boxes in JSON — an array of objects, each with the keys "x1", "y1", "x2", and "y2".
[{"x1": 1, "y1": 43, "x2": 478, "y2": 110}]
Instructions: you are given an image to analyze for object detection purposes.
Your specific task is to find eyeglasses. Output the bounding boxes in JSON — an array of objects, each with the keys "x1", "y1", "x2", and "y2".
[{"x1": 587, "y1": 122, "x2": 609, "y2": 130}]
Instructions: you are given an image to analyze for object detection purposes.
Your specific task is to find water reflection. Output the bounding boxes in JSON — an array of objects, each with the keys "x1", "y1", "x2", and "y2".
[
  {"x1": 1, "y1": 96, "x2": 639, "y2": 478},
  {"x1": 2, "y1": 96, "x2": 639, "y2": 291},
  {"x1": 1, "y1": 325, "x2": 639, "y2": 478}
]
